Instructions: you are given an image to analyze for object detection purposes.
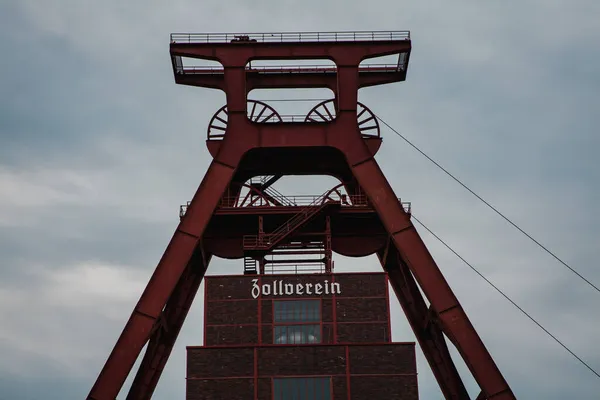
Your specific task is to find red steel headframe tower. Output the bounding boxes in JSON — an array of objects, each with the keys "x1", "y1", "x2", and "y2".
[{"x1": 86, "y1": 31, "x2": 516, "y2": 400}]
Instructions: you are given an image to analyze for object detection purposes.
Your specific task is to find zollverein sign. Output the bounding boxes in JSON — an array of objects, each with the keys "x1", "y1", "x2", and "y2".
[{"x1": 251, "y1": 278, "x2": 341, "y2": 299}]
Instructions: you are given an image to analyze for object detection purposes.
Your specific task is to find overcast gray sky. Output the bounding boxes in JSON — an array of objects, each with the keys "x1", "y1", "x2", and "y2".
[{"x1": 0, "y1": 0, "x2": 599, "y2": 399}]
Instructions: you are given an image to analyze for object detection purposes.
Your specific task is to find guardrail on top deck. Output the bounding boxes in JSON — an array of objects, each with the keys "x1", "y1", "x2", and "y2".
[
  {"x1": 177, "y1": 64, "x2": 402, "y2": 74},
  {"x1": 170, "y1": 31, "x2": 411, "y2": 44}
]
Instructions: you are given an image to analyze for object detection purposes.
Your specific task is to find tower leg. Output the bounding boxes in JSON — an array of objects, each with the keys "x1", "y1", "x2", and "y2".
[
  {"x1": 87, "y1": 161, "x2": 236, "y2": 400},
  {"x1": 126, "y1": 249, "x2": 212, "y2": 400},
  {"x1": 352, "y1": 159, "x2": 515, "y2": 400},
  {"x1": 378, "y1": 244, "x2": 469, "y2": 399}
]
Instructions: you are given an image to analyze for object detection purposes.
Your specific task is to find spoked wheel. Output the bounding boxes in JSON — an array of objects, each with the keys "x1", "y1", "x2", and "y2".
[
  {"x1": 207, "y1": 100, "x2": 282, "y2": 140},
  {"x1": 321, "y1": 183, "x2": 367, "y2": 206},
  {"x1": 232, "y1": 183, "x2": 275, "y2": 207},
  {"x1": 305, "y1": 99, "x2": 380, "y2": 138}
]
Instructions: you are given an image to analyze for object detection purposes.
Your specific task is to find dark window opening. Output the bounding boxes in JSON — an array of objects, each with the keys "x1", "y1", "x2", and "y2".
[{"x1": 273, "y1": 377, "x2": 332, "y2": 400}]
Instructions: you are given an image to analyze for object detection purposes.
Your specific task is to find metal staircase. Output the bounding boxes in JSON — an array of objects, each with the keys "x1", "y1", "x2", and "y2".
[
  {"x1": 250, "y1": 175, "x2": 297, "y2": 207},
  {"x1": 243, "y1": 194, "x2": 340, "y2": 252}
]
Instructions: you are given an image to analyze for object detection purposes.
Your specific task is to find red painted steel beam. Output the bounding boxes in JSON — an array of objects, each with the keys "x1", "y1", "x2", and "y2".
[
  {"x1": 340, "y1": 141, "x2": 513, "y2": 397},
  {"x1": 86, "y1": 160, "x2": 238, "y2": 400},
  {"x1": 170, "y1": 41, "x2": 410, "y2": 67},
  {"x1": 378, "y1": 244, "x2": 469, "y2": 399},
  {"x1": 185, "y1": 58, "x2": 511, "y2": 399},
  {"x1": 173, "y1": 74, "x2": 223, "y2": 90},
  {"x1": 89, "y1": 32, "x2": 514, "y2": 399},
  {"x1": 206, "y1": 137, "x2": 382, "y2": 166},
  {"x1": 174, "y1": 70, "x2": 407, "y2": 91},
  {"x1": 195, "y1": 112, "x2": 514, "y2": 398},
  {"x1": 350, "y1": 164, "x2": 515, "y2": 399},
  {"x1": 357, "y1": 70, "x2": 409, "y2": 88},
  {"x1": 209, "y1": 120, "x2": 382, "y2": 167},
  {"x1": 126, "y1": 251, "x2": 212, "y2": 400}
]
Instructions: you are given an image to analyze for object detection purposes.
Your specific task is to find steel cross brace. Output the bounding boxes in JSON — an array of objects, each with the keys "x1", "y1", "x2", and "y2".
[
  {"x1": 126, "y1": 247, "x2": 212, "y2": 400},
  {"x1": 352, "y1": 160, "x2": 515, "y2": 400},
  {"x1": 87, "y1": 160, "x2": 236, "y2": 400},
  {"x1": 87, "y1": 57, "x2": 515, "y2": 399},
  {"x1": 378, "y1": 241, "x2": 469, "y2": 399}
]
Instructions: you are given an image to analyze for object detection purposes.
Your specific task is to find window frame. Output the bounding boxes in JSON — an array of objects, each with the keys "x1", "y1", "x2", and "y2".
[
  {"x1": 271, "y1": 298, "x2": 323, "y2": 345},
  {"x1": 271, "y1": 376, "x2": 333, "y2": 400}
]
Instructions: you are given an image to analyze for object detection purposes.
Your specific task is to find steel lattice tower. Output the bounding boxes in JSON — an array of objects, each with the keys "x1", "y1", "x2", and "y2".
[{"x1": 86, "y1": 31, "x2": 516, "y2": 400}]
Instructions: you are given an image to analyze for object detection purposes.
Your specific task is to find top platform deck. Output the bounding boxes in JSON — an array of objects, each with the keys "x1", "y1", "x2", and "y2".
[
  {"x1": 170, "y1": 30, "x2": 410, "y2": 44},
  {"x1": 169, "y1": 30, "x2": 412, "y2": 90}
]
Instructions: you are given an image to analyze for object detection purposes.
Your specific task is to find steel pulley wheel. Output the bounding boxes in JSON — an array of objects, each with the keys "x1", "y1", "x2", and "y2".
[
  {"x1": 207, "y1": 100, "x2": 282, "y2": 140},
  {"x1": 305, "y1": 99, "x2": 380, "y2": 138}
]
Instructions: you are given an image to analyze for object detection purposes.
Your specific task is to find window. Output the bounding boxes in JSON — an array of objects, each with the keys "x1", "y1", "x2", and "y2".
[
  {"x1": 273, "y1": 300, "x2": 321, "y2": 344},
  {"x1": 273, "y1": 377, "x2": 331, "y2": 400},
  {"x1": 274, "y1": 300, "x2": 320, "y2": 322}
]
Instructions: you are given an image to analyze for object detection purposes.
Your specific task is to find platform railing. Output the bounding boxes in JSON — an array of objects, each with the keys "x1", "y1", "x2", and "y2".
[
  {"x1": 260, "y1": 184, "x2": 296, "y2": 207},
  {"x1": 170, "y1": 31, "x2": 410, "y2": 44},
  {"x1": 229, "y1": 194, "x2": 368, "y2": 207},
  {"x1": 264, "y1": 263, "x2": 326, "y2": 275},
  {"x1": 177, "y1": 64, "x2": 402, "y2": 74},
  {"x1": 179, "y1": 197, "x2": 411, "y2": 218}
]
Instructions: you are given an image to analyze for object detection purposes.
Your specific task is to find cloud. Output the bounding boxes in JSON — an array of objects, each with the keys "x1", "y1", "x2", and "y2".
[
  {"x1": 0, "y1": 263, "x2": 148, "y2": 378},
  {"x1": 0, "y1": 0, "x2": 599, "y2": 399}
]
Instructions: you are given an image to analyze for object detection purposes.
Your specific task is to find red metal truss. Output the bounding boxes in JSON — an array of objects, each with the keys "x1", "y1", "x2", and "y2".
[
  {"x1": 126, "y1": 250, "x2": 212, "y2": 400},
  {"x1": 86, "y1": 31, "x2": 515, "y2": 400}
]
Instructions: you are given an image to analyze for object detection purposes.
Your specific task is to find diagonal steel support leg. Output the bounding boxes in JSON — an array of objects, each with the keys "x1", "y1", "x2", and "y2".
[
  {"x1": 377, "y1": 243, "x2": 469, "y2": 399},
  {"x1": 350, "y1": 157, "x2": 515, "y2": 400},
  {"x1": 126, "y1": 246, "x2": 212, "y2": 400},
  {"x1": 87, "y1": 160, "x2": 237, "y2": 400}
]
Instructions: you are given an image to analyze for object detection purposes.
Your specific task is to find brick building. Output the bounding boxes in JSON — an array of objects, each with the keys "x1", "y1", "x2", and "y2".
[{"x1": 186, "y1": 272, "x2": 419, "y2": 399}]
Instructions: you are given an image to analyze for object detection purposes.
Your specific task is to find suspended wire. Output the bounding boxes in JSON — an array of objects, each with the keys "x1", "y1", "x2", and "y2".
[
  {"x1": 376, "y1": 115, "x2": 600, "y2": 295},
  {"x1": 245, "y1": 100, "x2": 597, "y2": 293},
  {"x1": 411, "y1": 214, "x2": 600, "y2": 379},
  {"x1": 241, "y1": 98, "x2": 600, "y2": 375}
]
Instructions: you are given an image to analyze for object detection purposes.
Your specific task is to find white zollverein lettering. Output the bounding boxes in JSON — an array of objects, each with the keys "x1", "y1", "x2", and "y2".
[{"x1": 251, "y1": 279, "x2": 341, "y2": 299}]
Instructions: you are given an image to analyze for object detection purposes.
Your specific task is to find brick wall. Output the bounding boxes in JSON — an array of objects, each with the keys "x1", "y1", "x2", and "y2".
[
  {"x1": 203, "y1": 273, "x2": 391, "y2": 346},
  {"x1": 189, "y1": 273, "x2": 418, "y2": 399},
  {"x1": 187, "y1": 344, "x2": 418, "y2": 400}
]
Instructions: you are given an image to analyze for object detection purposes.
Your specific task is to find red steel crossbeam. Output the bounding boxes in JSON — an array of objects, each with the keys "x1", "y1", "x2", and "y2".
[
  {"x1": 170, "y1": 38, "x2": 410, "y2": 96},
  {"x1": 174, "y1": 65, "x2": 408, "y2": 91},
  {"x1": 87, "y1": 31, "x2": 515, "y2": 400}
]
